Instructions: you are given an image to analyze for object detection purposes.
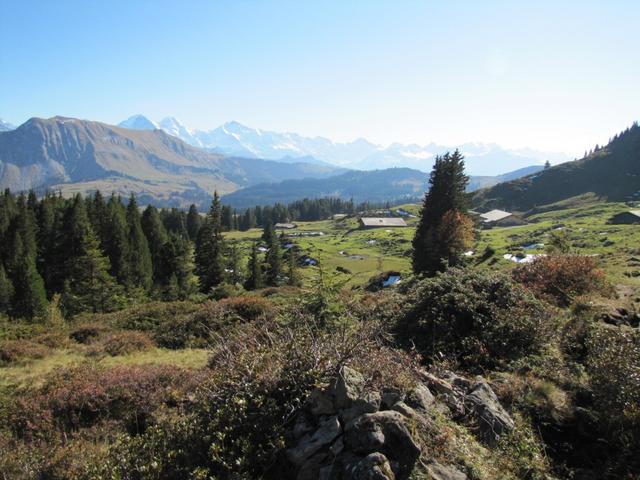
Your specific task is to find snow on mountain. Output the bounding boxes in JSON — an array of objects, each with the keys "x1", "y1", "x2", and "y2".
[
  {"x1": 0, "y1": 119, "x2": 16, "y2": 132},
  {"x1": 117, "y1": 115, "x2": 571, "y2": 175},
  {"x1": 118, "y1": 114, "x2": 159, "y2": 131}
]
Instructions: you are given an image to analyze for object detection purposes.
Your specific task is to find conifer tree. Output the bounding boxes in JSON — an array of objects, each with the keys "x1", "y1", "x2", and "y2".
[
  {"x1": 412, "y1": 150, "x2": 470, "y2": 275},
  {"x1": 286, "y1": 247, "x2": 301, "y2": 286},
  {"x1": 126, "y1": 194, "x2": 153, "y2": 291},
  {"x1": 0, "y1": 263, "x2": 14, "y2": 313},
  {"x1": 245, "y1": 241, "x2": 263, "y2": 290},
  {"x1": 103, "y1": 196, "x2": 132, "y2": 286},
  {"x1": 264, "y1": 222, "x2": 281, "y2": 286},
  {"x1": 157, "y1": 233, "x2": 198, "y2": 300},
  {"x1": 186, "y1": 204, "x2": 201, "y2": 241},
  {"x1": 141, "y1": 205, "x2": 168, "y2": 286},
  {"x1": 57, "y1": 195, "x2": 120, "y2": 315},
  {"x1": 225, "y1": 241, "x2": 244, "y2": 285},
  {"x1": 195, "y1": 191, "x2": 225, "y2": 293},
  {"x1": 11, "y1": 253, "x2": 47, "y2": 320}
]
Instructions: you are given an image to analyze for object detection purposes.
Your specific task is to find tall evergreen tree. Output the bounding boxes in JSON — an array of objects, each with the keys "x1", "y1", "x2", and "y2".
[
  {"x1": 412, "y1": 150, "x2": 470, "y2": 275},
  {"x1": 126, "y1": 194, "x2": 153, "y2": 291},
  {"x1": 245, "y1": 241, "x2": 263, "y2": 290},
  {"x1": 141, "y1": 205, "x2": 168, "y2": 286},
  {"x1": 104, "y1": 196, "x2": 132, "y2": 286},
  {"x1": 264, "y1": 222, "x2": 281, "y2": 286},
  {"x1": 186, "y1": 204, "x2": 201, "y2": 241},
  {"x1": 286, "y1": 247, "x2": 301, "y2": 286},
  {"x1": 0, "y1": 263, "x2": 14, "y2": 313},
  {"x1": 195, "y1": 191, "x2": 225, "y2": 293},
  {"x1": 157, "y1": 233, "x2": 198, "y2": 300}
]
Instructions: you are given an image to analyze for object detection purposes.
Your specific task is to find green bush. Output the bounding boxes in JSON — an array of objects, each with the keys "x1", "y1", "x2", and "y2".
[
  {"x1": 69, "y1": 322, "x2": 112, "y2": 344},
  {"x1": 395, "y1": 267, "x2": 556, "y2": 369}
]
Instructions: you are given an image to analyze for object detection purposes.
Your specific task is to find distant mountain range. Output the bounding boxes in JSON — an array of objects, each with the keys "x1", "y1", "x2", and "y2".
[
  {"x1": 222, "y1": 165, "x2": 545, "y2": 208},
  {"x1": 474, "y1": 122, "x2": 640, "y2": 212},
  {"x1": 0, "y1": 117, "x2": 342, "y2": 208},
  {"x1": 0, "y1": 119, "x2": 15, "y2": 132},
  {"x1": 117, "y1": 115, "x2": 570, "y2": 175}
]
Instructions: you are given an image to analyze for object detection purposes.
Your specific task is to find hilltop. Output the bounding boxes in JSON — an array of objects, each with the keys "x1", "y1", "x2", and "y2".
[{"x1": 474, "y1": 122, "x2": 640, "y2": 212}]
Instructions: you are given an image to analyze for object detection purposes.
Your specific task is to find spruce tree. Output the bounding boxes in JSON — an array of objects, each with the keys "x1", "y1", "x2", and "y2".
[
  {"x1": 126, "y1": 194, "x2": 153, "y2": 291},
  {"x1": 286, "y1": 247, "x2": 301, "y2": 286},
  {"x1": 104, "y1": 196, "x2": 132, "y2": 286},
  {"x1": 412, "y1": 150, "x2": 470, "y2": 275},
  {"x1": 141, "y1": 205, "x2": 168, "y2": 286},
  {"x1": 195, "y1": 191, "x2": 225, "y2": 293},
  {"x1": 11, "y1": 253, "x2": 47, "y2": 320},
  {"x1": 264, "y1": 222, "x2": 281, "y2": 286},
  {"x1": 0, "y1": 263, "x2": 14, "y2": 313},
  {"x1": 245, "y1": 241, "x2": 263, "y2": 290},
  {"x1": 186, "y1": 204, "x2": 201, "y2": 241}
]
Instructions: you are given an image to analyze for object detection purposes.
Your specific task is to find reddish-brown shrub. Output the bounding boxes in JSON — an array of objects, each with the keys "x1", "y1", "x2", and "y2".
[
  {"x1": 220, "y1": 296, "x2": 276, "y2": 321},
  {"x1": 0, "y1": 339, "x2": 49, "y2": 364},
  {"x1": 9, "y1": 364, "x2": 197, "y2": 440},
  {"x1": 69, "y1": 322, "x2": 112, "y2": 344},
  {"x1": 101, "y1": 331, "x2": 155, "y2": 356},
  {"x1": 513, "y1": 254, "x2": 611, "y2": 305}
]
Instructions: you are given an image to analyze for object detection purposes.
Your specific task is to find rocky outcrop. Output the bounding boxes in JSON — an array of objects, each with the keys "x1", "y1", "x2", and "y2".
[
  {"x1": 285, "y1": 367, "x2": 511, "y2": 479},
  {"x1": 286, "y1": 366, "x2": 422, "y2": 480},
  {"x1": 420, "y1": 370, "x2": 515, "y2": 446}
]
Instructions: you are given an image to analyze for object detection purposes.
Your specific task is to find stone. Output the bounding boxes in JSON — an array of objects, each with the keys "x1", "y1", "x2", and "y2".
[
  {"x1": 287, "y1": 415, "x2": 342, "y2": 467},
  {"x1": 425, "y1": 461, "x2": 468, "y2": 480},
  {"x1": 291, "y1": 412, "x2": 315, "y2": 440},
  {"x1": 350, "y1": 452, "x2": 396, "y2": 480},
  {"x1": 341, "y1": 391, "x2": 381, "y2": 423},
  {"x1": 297, "y1": 452, "x2": 329, "y2": 480},
  {"x1": 333, "y1": 366, "x2": 366, "y2": 409},
  {"x1": 330, "y1": 436, "x2": 344, "y2": 456},
  {"x1": 390, "y1": 401, "x2": 418, "y2": 419},
  {"x1": 344, "y1": 411, "x2": 420, "y2": 480},
  {"x1": 465, "y1": 380, "x2": 515, "y2": 446},
  {"x1": 381, "y1": 389, "x2": 405, "y2": 409},
  {"x1": 405, "y1": 384, "x2": 435, "y2": 412},
  {"x1": 308, "y1": 388, "x2": 336, "y2": 416}
]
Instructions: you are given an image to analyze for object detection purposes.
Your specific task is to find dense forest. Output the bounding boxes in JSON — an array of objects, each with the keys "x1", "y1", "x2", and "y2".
[{"x1": 0, "y1": 190, "x2": 373, "y2": 320}]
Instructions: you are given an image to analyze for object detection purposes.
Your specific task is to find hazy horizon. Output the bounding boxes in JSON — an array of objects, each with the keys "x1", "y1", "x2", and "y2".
[{"x1": 1, "y1": 0, "x2": 639, "y2": 157}]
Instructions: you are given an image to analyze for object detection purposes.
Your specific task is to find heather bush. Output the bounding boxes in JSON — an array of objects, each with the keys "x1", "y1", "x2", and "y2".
[
  {"x1": 100, "y1": 330, "x2": 155, "y2": 356},
  {"x1": 513, "y1": 254, "x2": 611, "y2": 306},
  {"x1": 395, "y1": 267, "x2": 556, "y2": 369},
  {"x1": 69, "y1": 322, "x2": 112, "y2": 344},
  {"x1": 0, "y1": 339, "x2": 49, "y2": 364},
  {"x1": 9, "y1": 364, "x2": 196, "y2": 441},
  {"x1": 219, "y1": 295, "x2": 276, "y2": 321}
]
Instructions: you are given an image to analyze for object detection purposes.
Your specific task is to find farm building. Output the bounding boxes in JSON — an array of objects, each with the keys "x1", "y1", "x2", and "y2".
[
  {"x1": 608, "y1": 210, "x2": 640, "y2": 225},
  {"x1": 332, "y1": 214, "x2": 348, "y2": 220},
  {"x1": 479, "y1": 209, "x2": 526, "y2": 227},
  {"x1": 274, "y1": 223, "x2": 297, "y2": 229},
  {"x1": 359, "y1": 217, "x2": 407, "y2": 228}
]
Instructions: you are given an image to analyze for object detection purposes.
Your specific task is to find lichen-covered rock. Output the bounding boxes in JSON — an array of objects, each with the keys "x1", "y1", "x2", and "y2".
[
  {"x1": 464, "y1": 380, "x2": 515, "y2": 445},
  {"x1": 350, "y1": 452, "x2": 396, "y2": 480},
  {"x1": 308, "y1": 388, "x2": 336, "y2": 416},
  {"x1": 287, "y1": 415, "x2": 342, "y2": 467},
  {"x1": 405, "y1": 384, "x2": 435, "y2": 412},
  {"x1": 344, "y1": 411, "x2": 420, "y2": 479},
  {"x1": 341, "y1": 391, "x2": 381, "y2": 423},
  {"x1": 333, "y1": 366, "x2": 366, "y2": 409},
  {"x1": 390, "y1": 401, "x2": 418, "y2": 419},
  {"x1": 425, "y1": 461, "x2": 468, "y2": 480},
  {"x1": 380, "y1": 389, "x2": 405, "y2": 409}
]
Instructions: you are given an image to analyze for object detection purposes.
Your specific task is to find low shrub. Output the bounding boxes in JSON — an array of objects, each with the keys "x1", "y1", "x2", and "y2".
[
  {"x1": 69, "y1": 322, "x2": 112, "y2": 344},
  {"x1": 219, "y1": 296, "x2": 276, "y2": 321},
  {"x1": 101, "y1": 331, "x2": 155, "y2": 356},
  {"x1": 0, "y1": 339, "x2": 49, "y2": 364},
  {"x1": 211, "y1": 282, "x2": 246, "y2": 300},
  {"x1": 513, "y1": 254, "x2": 611, "y2": 306},
  {"x1": 395, "y1": 267, "x2": 556, "y2": 370},
  {"x1": 9, "y1": 364, "x2": 197, "y2": 441},
  {"x1": 154, "y1": 301, "x2": 229, "y2": 349}
]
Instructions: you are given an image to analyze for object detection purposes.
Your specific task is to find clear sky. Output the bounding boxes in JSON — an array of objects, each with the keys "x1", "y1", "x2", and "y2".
[{"x1": 1, "y1": 0, "x2": 638, "y2": 156}]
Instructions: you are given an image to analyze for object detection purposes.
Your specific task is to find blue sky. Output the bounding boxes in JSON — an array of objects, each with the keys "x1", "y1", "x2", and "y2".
[{"x1": 1, "y1": 0, "x2": 638, "y2": 156}]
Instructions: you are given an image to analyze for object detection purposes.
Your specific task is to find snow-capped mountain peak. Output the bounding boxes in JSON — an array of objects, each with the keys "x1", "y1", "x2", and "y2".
[
  {"x1": 117, "y1": 115, "x2": 571, "y2": 175},
  {"x1": 0, "y1": 119, "x2": 16, "y2": 132},
  {"x1": 118, "y1": 114, "x2": 158, "y2": 131}
]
